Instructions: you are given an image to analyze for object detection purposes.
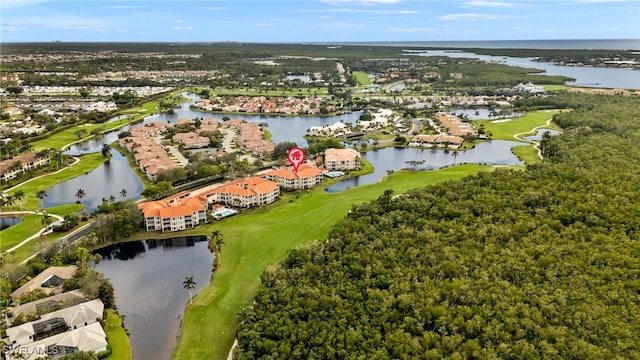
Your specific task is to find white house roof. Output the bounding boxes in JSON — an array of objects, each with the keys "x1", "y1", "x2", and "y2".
[{"x1": 40, "y1": 299, "x2": 103, "y2": 329}]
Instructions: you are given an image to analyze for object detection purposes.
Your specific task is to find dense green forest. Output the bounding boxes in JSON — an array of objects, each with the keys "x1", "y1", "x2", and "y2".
[{"x1": 234, "y1": 94, "x2": 640, "y2": 359}]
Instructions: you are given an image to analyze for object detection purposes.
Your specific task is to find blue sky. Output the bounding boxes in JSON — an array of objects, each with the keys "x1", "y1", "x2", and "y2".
[{"x1": 1, "y1": 0, "x2": 639, "y2": 43}]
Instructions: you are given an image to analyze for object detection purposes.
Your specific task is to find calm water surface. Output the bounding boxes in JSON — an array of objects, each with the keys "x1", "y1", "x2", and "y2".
[
  {"x1": 43, "y1": 150, "x2": 143, "y2": 212},
  {"x1": 0, "y1": 217, "x2": 23, "y2": 231},
  {"x1": 94, "y1": 236, "x2": 213, "y2": 360}
]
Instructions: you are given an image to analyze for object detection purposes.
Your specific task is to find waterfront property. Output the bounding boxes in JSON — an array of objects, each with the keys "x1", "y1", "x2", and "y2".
[
  {"x1": 0, "y1": 152, "x2": 51, "y2": 182},
  {"x1": 323, "y1": 148, "x2": 361, "y2": 171},
  {"x1": 434, "y1": 112, "x2": 476, "y2": 137},
  {"x1": 138, "y1": 191, "x2": 208, "y2": 232},
  {"x1": 10, "y1": 266, "x2": 78, "y2": 302},
  {"x1": 7, "y1": 290, "x2": 90, "y2": 326},
  {"x1": 202, "y1": 177, "x2": 280, "y2": 208},
  {"x1": 4, "y1": 322, "x2": 107, "y2": 360},
  {"x1": 409, "y1": 134, "x2": 464, "y2": 148},
  {"x1": 260, "y1": 163, "x2": 324, "y2": 190}
]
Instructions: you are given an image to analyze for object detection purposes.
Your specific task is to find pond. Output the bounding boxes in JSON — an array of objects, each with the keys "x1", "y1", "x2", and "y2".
[
  {"x1": 326, "y1": 140, "x2": 527, "y2": 192},
  {"x1": 140, "y1": 93, "x2": 364, "y2": 147},
  {"x1": 93, "y1": 236, "x2": 213, "y2": 360},
  {"x1": 445, "y1": 108, "x2": 524, "y2": 120},
  {"x1": 42, "y1": 150, "x2": 143, "y2": 212},
  {"x1": 524, "y1": 128, "x2": 561, "y2": 141},
  {"x1": 0, "y1": 216, "x2": 23, "y2": 231}
]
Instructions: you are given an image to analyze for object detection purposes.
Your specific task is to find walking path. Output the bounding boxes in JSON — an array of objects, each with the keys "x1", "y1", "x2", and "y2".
[
  {"x1": 1, "y1": 211, "x2": 64, "y2": 253},
  {"x1": 513, "y1": 118, "x2": 556, "y2": 160},
  {"x1": 2, "y1": 156, "x2": 80, "y2": 193}
]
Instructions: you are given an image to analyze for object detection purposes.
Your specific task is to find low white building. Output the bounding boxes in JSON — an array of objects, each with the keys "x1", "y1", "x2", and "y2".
[{"x1": 308, "y1": 121, "x2": 351, "y2": 137}]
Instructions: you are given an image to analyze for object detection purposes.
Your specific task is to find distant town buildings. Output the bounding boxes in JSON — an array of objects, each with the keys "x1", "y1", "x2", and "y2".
[
  {"x1": 192, "y1": 95, "x2": 333, "y2": 116},
  {"x1": 308, "y1": 121, "x2": 351, "y2": 137},
  {"x1": 434, "y1": 112, "x2": 476, "y2": 138},
  {"x1": 514, "y1": 82, "x2": 544, "y2": 93}
]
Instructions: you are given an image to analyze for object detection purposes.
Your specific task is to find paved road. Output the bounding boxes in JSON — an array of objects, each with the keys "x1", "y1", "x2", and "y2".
[{"x1": 1, "y1": 211, "x2": 64, "y2": 253}]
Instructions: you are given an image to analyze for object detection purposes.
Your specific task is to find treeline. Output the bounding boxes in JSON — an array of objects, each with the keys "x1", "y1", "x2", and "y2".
[{"x1": 234, "y1": 94, "x2": 640, "y2": 359}]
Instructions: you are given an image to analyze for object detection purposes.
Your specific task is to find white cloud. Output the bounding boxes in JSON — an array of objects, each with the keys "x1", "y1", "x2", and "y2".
[
  {"x1": 439, "y1": 12, "x2": 513, "y2": 21},
  {"x1": 300, "y1": 7, "x2": 415, "y2": 14},
  {"x1": 173, "y1": 19, "x2": 183, "y2": 24},
  {"x1": 319, "y1": 15, "x2": 333, "y2": 19},
  {"x1": 462, "y1": 1, "x2": 530, "y2": 8},
  {"x1": 385, "y1": 27, "x2": 442, "y2": 32},
  {"x1": 117, "y1": 29, "x2": 129, "y2": 33},
  {"x1": 1, "y1": 0, "x2": 49, "y2": 10},
  {"x1": 255, "y1": 23, "x2": 272, "y2": 27},
  {"x1": 103, "y1": 5, "x2": 144, "y2": 10},
  {"x1": 171, "y1": 26, "x2": 194, "y2": 30},
  {"x1": 201, "y1": 6, "x2": 224, "y2": 11},
  {"x1": 321, "y1": 0, "x2": 403, "y2": 4}
]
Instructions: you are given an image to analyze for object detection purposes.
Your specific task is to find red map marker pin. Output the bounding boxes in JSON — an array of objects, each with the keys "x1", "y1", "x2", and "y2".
[{"x1": 287, "y1": 147, "x2": 305, "y2": 173}]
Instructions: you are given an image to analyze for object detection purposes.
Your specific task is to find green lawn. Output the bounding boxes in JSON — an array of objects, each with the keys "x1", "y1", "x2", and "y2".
[
  {"x1": 32, "y1": 120, "x2": 130, "y2": 151},
  {"x1": 512, "y1": 144, "x2": 542, "y2": 164},
  {"x1": 104, "y1": 309, "x2": 132, "y2": 360},
  {"x1": 172, "y1": 164, "x2": 494, "y2": 360},
  {"x1": 475, "y1": 109, "x2": 563, "y2": 140},
  {"x1": 2, "y1": 153, "x2": 106, "y2": 211},
  {"x1": 0, "y1": 214, "x2": 43, "y2": 251},
  {"x1": 1, "y1": 203, "x2": 84, "y2": 266},
  {"x1": 353, "y1": 71, "x2": 372, "y2": 85}
]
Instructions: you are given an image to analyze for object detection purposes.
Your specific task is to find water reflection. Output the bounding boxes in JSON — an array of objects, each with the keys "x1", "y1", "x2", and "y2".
[
  {"x1": 42, "y1": 150, "x2": 143, "y2": 212},
  {"x1": 94, "y1": 236, "x2": 212, "y2": 360},
  {"x1": 524, "y1": 128, "x2": 561, "y2": 141},
  {"x1": 326, "y1": 140, "x2": 527, "y2": 192},
  {"x1": 0, "y1": 217, "x2": 23, "y2": 231}
]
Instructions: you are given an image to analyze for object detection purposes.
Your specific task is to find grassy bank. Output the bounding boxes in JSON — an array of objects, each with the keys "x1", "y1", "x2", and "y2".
[
  {"x1": 172, "y1": 164, "x2": 494, "y2": 360},
  {"x1": 104, "y1": 309, "x2": 132, "y2": 360},
  {"x1": 1, "y1": 153, "x2": 106, "y2": 211},
  {"x1": 476, "y1": 109, "x2": 562, "y2": 140}
]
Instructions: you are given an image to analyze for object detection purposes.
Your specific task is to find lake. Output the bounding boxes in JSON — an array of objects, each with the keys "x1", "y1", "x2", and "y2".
[
  {"x1": 326, "y1": 140, "x2": 527, "y2": 192},
  {"x1": 42, "y1": 150, "x2": 143, "y2": 212},
  {"x1": 93, "y1": 236, "x2": 213, "y2": 360},
  {"x1": 406, "y1": 49, "x2": 640, "y2": 90},
  {"x1": 0, "y1": 216, "x2": 23, "y2": 231}
]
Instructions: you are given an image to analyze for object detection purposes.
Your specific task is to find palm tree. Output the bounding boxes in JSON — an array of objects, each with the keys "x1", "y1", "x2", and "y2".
[
  {"x1": 51, "y1": 151, "x2": 64, "y2": 169},
  {"x1": 101, "y1": 143, "x2": 112, "y2": 159},
  {"x1": 183, "y1": 276, "x2": 196, "y2": 306},
  {"x1": 4, "y1": 194, "x2": 15, "y2": 210},
  {"x1": 75, "y1": 188, "x2": 87, "y2": 207},
  {"x1": 13, "y1": 190, "x2": 26, "y2": 211},
  {"x1": 119, "y1": 188, "x2": 127, "y2": 199},
  {"x1": 452, "y1": 150, "x2": 459, "y2": 165},
  {"x1": 36, "y1": 189, "x2": 47, "y2": 207}
]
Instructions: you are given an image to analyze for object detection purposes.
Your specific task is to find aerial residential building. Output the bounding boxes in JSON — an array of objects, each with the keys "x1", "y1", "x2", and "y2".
[
  {"x1": 4, "y1": 322, "x2": 107, "y2": 360},
  {"x1": 307, "y1": 121, "x2": 351, "y2": 137},
  {"x1": 138, "y1": 193, "x2": 208, "y2": 232},
  {"x1": 0, "y1": 152, "x2": 51, "y2": 182},
  {"x1": 7, "y1": 290, "x2": 91, "y2": 326},
  {"x1": 434, "y1": 112, "x2": 476, "y2": 137},
  {"x1": 202, "y1": 177, "x2": 280, "y2": 208},
  {"x1": 10, "y1": 266, "x2": 78, "y2": 302},
  {"x1": 261, "y1": 163, "x2": 324, "y2": 190},
  {"x1": 324, "y1": 148, "x2": 361, "y2": 171}
]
